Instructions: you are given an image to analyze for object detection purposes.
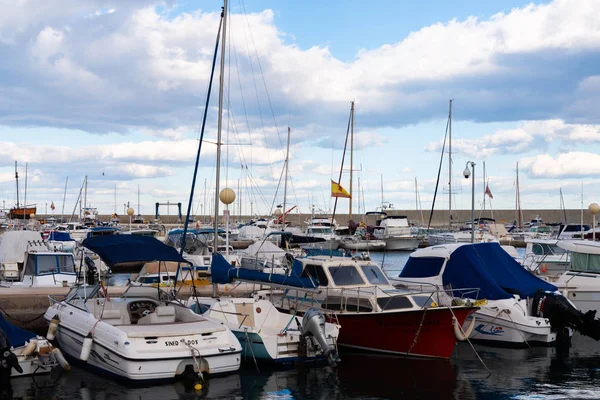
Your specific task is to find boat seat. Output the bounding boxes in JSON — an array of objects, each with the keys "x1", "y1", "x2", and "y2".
[
  {"x1": 100, "y1": 309, "x2": 124, "y2": 325},
  {"x1": 137, "y1": 306, "x2": 176, "y2": 325}
]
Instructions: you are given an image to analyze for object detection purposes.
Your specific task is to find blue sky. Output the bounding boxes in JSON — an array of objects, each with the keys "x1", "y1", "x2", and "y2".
[{"x1": 1, "y1": 0, "x2": 599, "y2": 220}]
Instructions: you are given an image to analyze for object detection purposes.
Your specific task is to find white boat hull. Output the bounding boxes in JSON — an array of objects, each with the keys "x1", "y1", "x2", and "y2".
[
  {"x1": 339, "y1": 240, "x2": 386, "y2": 251},
  {"x1": 468, "y1": 309, "x2": 555, "y2": 345},
  {"x1": 44, "y1": 300, "x2": 242, "y2": 381},
  {"x1": 384, "y1": 237, "x2": 419, "y2": 251}
]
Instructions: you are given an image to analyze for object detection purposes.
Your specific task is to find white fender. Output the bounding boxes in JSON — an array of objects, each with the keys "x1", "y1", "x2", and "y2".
[
  {"x1": 80, "y1": 335, "x2": 93, "y2": 361},
  {"x1": 52, "y1": 348, "x2": 71, "y2": 371},
  {"x1": 453, "y1": 316, "x2": 476, "y2": 341},
  {"x1": 46, "y1": 316, "x2": 60, "y2": 340},
  {"x1": 21, "y1": 339, "x2": 38, "y2": 356}
]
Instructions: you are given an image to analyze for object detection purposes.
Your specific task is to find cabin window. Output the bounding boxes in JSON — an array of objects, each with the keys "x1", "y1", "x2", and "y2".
[
  {"x1": 321, "y1": 296, "x2": 373, "y2": 312},
  {"x1": 411, "y1": 295, "x2": 436, "y2": 307},
  {"x1": 301, "y1": 264, "x2": 329, "y2": 286},
  {"x1": 377, "y1": 296, "x2": 413, "y2": 310},
  {"x1": 360, "y1": 265, "x2": 389, "y2": 285},
  {"x1": 57, "y1": 255, "x2": 75, "y2": 273},
  {"x1": 37, "y1": 256, "x2": 58, "y2": 274},
  {"x1": 328, "y1": 266, "x2": 365, "y2": 286},
  {"x1": 571, "y1": 252, "x2": 600, "y2": 273}
]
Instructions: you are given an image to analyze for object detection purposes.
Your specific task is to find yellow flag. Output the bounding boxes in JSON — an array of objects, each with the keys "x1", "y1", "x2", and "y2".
[{"x1": 331, "y1": 180, "x2": 351, "y2": 198}]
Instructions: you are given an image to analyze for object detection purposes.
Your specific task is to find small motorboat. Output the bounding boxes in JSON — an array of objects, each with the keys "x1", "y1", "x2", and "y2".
[
  {"x1": 44, "y1": 235, "x2": 242, "y2": 382},
  {"x1": 0, "y1": 313, "x2": 66, "y2": 378},
  {"x1": 187, "y1": 295, "x2": 340, "y2": 365}
]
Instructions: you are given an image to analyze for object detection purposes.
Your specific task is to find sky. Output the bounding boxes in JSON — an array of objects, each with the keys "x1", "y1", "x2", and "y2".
[{"x1": 1, "y1": 0, "x2": 600, "y2": 220}]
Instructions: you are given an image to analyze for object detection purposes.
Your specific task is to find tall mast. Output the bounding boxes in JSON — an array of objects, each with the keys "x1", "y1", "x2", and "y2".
[
  {"x1": 83, "y1": 175, "x2": 88, "y2": 220},
  {"x1": 238, "y1": 178, "x2": 241, "y2": 220},
  {"x1": 448, "y1": 99, "x2": 452, "y2": 230},
  {"x1": 137, "y1": 185, "x2": 140, "y2": 215},
  {"x1": 62, "y1": 176, "x2": 68, "y2": 221},
  {"x1": 483, "y1": 161, "x2": 486, "y2": 212},
  {"x1": 14, "y1": 161, "x2": 19, "y2": 210},
  {"x1": 414, "y1": 176, "x2": 418, "y2": 215},
  {"x1": 358, "y1": 176, "x2": 361, "y2": 214},
  {"x1": 349, "y1": 101, "x2": 354, "y2": 219},
  {"x1": 282, "y1": 127, "x2": 291, "y2": 228},
  {"x1": 213, "y1": 0, "x2": 227, "y2": 252},
  {"x1": 516, "y1": 162, "x2": 523, "y2": 228},
  {"x1": 380, "y1": 174, "x2": 384, "y2": 209},
  {"x1": 24, "y1": 162, "x2": 27, "y2": 213},
  {"x1": 203, "y1": 178, "x2": 207, "y2": 223}
]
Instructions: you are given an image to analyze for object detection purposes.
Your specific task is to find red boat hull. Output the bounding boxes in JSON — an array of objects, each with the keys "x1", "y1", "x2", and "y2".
[{"x1": 332, "y1": 307, "x2": 476, "y2": 359}]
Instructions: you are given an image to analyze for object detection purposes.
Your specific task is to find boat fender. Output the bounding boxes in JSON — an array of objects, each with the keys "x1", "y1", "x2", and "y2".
[
  {"x1": 46, "y1": 316, "x2": 60, "y2": 340},
  {"x1": 21, "y1": 339, "x2": 38, "y2": 356},
  {"x1": 453, "y1": 316, "x2": 476, "y2": 341},
  {"x1": 52, "y1": 348, "x2": 70, "y2": 371},
  {"x1": 80, "y1": 334, "x2": 93, "y2": 361}
]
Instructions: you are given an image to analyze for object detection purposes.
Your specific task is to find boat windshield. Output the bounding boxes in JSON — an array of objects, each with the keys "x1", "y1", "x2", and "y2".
[
  {"x1": 532, "y1": 243, "x2": 567, "y2": 256},
  {"x1": 57, "y1": 255, "x2": 76, "y2": 273},
  {"x1": 328, "y1": 266, "x2": 365, "y2": 286},
  {"x1": 360, "y1": 265, "x2": 389, "y2": 285},
  {"x1": 309, "y1": 228, "x2": 332, "y2": 235}
]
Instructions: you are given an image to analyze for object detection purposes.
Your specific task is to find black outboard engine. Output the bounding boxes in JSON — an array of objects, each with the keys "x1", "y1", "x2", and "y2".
[
  {"x1": 85, "y1": 256, "x2": 97, "y2": 284},
  {"x1": 0, "y1": 326, "x2": 23, "y2": 386},
  {"x1": 532, "y1": 290, "x2": 600, "y2": 344}
]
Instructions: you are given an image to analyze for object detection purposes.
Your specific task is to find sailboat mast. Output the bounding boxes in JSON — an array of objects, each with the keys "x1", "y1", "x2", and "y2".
[
  {"x1": 62, "y1": 176, "x2": 68, "y2": 221},
  {"x1": 24, "y1": 162, "x2": 27, "y2": 215},
  {"x1": 380, "y1": 174, "x2": 384, "y2": 209},
  {"x1": 213, "y1": 0, "x2": 227, "y2": 252},
  {"x1": 282, "y1": 127, "x2": 291, "y2": 228},
  {"x1": 14, "y1": 161, "x2": 19, "y2": 210},
  {"x1": 448, "y1": 99, "x2": 452, "y2": 230},
  {"x1": 516, "y1": 162, "x2": 523, "y2": 228},
  {"x1": 483, "y1": 161, "x2": 486, "y2": 212},
  {"x1": 137, "y1": 185, "x2": 140, "y2": 216},
  {"x1": 83, "y1": 175, "x2": 87, "y2": 220},
  {"x1": 349, "y1": 101, "x2": 354, "y2": 219}
]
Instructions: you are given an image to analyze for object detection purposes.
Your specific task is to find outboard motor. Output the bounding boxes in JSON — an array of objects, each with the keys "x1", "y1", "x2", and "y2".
[
  {"x1": 85, "y1": 256, "x2": 97, "y2": 284},
  {"x1": 301, "y1": 308, "x2": 340, "y2": 366},
  {"x1": 0, "y1": 326, "x2": 23, "y2": 385},
  {"x1": 532, "y1": 290, "x2": 600, "y2": 346}
]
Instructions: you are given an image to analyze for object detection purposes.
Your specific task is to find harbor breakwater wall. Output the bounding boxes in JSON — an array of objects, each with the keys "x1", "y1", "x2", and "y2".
[{"x1": 35, "y1": 209, "x2": 592, "y2": 227}]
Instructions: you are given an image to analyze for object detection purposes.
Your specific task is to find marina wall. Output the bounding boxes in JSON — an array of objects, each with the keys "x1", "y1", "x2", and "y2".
[{"x1": 34, "y1": 209, "x2": 594, "y2": 227}]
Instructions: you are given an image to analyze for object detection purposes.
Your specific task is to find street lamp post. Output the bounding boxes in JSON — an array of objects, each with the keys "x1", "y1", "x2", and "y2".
[
  {"x1": 463, "y1": 161, "x2": 476, "y2": 243},
  {"x1": 589, "y1": 203, "x2": 600, "y2": 241}
]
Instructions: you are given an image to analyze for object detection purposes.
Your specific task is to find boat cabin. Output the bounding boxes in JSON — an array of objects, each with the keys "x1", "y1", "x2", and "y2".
[{"x1": 279, "y1": 256, "x2": 437, "y2": 314}]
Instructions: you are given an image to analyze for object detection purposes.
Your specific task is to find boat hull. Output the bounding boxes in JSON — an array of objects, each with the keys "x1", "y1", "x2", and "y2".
[
  {"x1": 339, "y1": 240, "x2": 386, "y2": 251},
  {"x1": 9, "y1": 207, "x2": 36, "y2": 220},
  {"x1": 332, "y1": 307, "x2": 475, "y2": 359},
  {"x1": 467, "y1": 313, "x2": 555, "y2": 345},
  {"x1": 384, "y1": 237, "x2": 420, "y2": 251}
]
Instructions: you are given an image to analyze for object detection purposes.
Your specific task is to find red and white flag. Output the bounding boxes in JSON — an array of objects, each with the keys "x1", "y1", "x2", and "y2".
[{"x1": 485, "y1": 184, "x2": 493, "y2": 199}]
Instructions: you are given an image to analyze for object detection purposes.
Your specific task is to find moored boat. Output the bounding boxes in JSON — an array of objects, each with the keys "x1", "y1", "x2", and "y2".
[
  {"x1": 44, "y1": 235, "x2": 242, "y2": 382},
  {"x1": 211, "y1": 253, "x2": 478, "y2": 359}
]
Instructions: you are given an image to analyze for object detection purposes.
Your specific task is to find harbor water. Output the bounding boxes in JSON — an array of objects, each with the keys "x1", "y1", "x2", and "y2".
[{"x1": 6, "y1": 252, "x2": 600, "y2": 399}]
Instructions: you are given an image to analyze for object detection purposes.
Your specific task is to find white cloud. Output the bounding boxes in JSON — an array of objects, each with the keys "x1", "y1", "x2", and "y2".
[
  {"x1": 521, "y1": 151, "x2": 600, "y2": 178},
  {"x1": 426, "y1": 119, "x2": 600, "y2": 157}
]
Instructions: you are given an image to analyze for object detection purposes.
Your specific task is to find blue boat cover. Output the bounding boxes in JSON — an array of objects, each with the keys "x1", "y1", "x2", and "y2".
[
  {"x1": 47, "y1": 231, "x2": 73, "y2": 241},
  {"x1": 401, "y1": 243, "x2": 557, "y2": 300},
  {"x1": 302, "y1": 248, "x2": 348, "y2": 257},
  {"x1": 82, "y1": 235, "x2": 189, "y2": 268},
  {"x1": 0, "y1": 313, "x2": 36, "y2": 348},
  {"x1": 211, "y1": 253, "x2": 317, "y2": 289}
]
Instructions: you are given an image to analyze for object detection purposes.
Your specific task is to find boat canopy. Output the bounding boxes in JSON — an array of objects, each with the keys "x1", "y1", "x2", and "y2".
[
  {"x1": 47, "y1": 231, "x2": 73, "y2": 241},
  {"x1": 401, "y1": 242, "x2": 557, "y2": 300},
  {"x1": 0, "y1": 312, "x2": 36, "y2": 348},
  {"x1": 82, "y1": 235, "x2": 189, "y2": 268},
  {"x1": 211, "y1": 253, "x2": 317, "y2": 289}
]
